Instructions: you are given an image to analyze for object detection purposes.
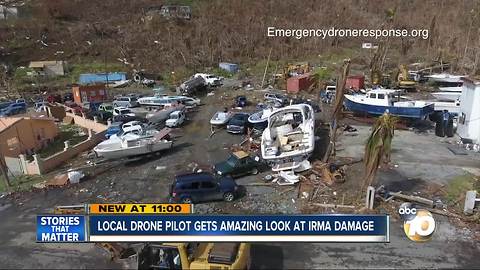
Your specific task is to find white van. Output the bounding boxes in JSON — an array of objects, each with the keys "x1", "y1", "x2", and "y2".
[{"x1": 113, "y1": 96, "x2": 139, "y2": 108}]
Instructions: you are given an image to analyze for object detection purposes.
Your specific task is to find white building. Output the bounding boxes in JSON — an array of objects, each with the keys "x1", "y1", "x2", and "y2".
[{"x1": 457, "y1": 78, "x2": 480, "y2": 143}]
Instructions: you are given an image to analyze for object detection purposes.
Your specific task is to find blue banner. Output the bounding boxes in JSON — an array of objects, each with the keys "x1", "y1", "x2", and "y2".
[
  {"x1": 88, "y1": 215, "x2": 389, "y2": 242},
  {"x1": 36, "y1": 215, "x2": 86, "y2": 242}
]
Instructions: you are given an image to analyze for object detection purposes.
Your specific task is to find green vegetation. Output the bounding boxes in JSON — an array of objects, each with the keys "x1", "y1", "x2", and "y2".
[
  {"x1": 446, "y1": 173, "x2": 479, "y2": 203},
  {"x1": 0, "y1": 175, "x2": 46, "y2": 192},
  {"x1": 36, "y1": 124, "x2": 87, "y2": 158},
  {"x1": 363, "y1": 112, "x2": 397, "y2": 189},
  {"x1": 312, "y1": 66, "x2": 333, "y2": 81}
]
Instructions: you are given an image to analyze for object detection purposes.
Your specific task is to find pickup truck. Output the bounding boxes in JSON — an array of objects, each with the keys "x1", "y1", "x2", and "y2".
[
  {"x1": 193, "y1": 73, "x2": 223, "y2": 87},
  {"x1": 0, "y1": 100, "x2": 27, "y2": 116},
  {"x1": 165, "y1": 110, "x2": 185, "y2": 127}
]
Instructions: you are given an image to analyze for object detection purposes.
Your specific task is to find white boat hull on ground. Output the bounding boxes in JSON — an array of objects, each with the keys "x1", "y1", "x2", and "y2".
[
  {"x1": 94, "y1": 139, "x2": 173, "y2": 160},
  {"x1": 210, "y1": 111, "x2": 233, "y2": 125},
  {"x1": 431, "y1": 92, "x2": 461, "y2": 101}
]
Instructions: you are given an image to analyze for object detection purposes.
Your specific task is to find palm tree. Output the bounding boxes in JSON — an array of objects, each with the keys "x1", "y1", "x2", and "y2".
[{"x1": 362, "y1": 112, "x2": 397, "y2": 191}]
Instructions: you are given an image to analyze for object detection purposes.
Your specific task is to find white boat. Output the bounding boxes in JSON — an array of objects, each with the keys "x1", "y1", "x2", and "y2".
[
  {"x1": 438, "y1": 86, "x2": 462, "y2": 92},
  {"x1": 425, "y1": 73, "x2": 465, "y2": 83},
  {"x1": 108, "y1": 79, "x2": 131, "y2": 88},
  {"x1": 261, "y1": 104, "x2": 315, "y2": 165},
  {"x1": 431, "y1": 92, "x2": 461, "y2": 101},
  {"x1": 210, "y1": 111, "x2": 233, "y2": 125},
  {"x1": 94, "y1": 128, "x2": 173, "y2": 160},
  {"x1": 138, "y1": 95, "x2": 187, "y2": 107},
  {"x1": 248, "y1": 107, "x2": 275, "y2": 124},
  {"x1": 430, "y1": 100, "x2": 461, "y2": 114}
]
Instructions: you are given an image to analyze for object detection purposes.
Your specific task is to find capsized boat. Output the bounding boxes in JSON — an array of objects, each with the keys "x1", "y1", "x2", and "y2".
[
  {"x1": 344, "y1": 89, "x2": 434, "y2": 119},
  {"x1": 94, "y1": 128, "x2": 173, "y2": 160},
  {"x1": 210, "y1": 111, "x2": 233, "y2": 125},
  {"x1": 261, "y1": 104, "x2": 315, "y2": 165}
]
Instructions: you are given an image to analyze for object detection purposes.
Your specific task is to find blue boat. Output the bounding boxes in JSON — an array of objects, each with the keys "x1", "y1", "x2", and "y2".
[{"x1": 344, "y1": 89, "x2": 434, "y2": 120}]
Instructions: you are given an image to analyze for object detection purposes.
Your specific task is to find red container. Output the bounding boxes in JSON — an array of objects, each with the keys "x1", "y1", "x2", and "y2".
[
  {"x1": 345, "y1": 75, "x2": 365, "y2": 90},
  {"x1": 287, "y1": 74, "x2": 315, "y2": 94}
]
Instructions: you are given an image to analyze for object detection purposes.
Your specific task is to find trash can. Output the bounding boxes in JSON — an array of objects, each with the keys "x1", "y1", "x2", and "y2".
[
  {"x1": 445, "y1": 114, "x2": 454, "y2": 137},
  {"x1": 435, "y1": 118, "x2": 445, "y2": 137}
]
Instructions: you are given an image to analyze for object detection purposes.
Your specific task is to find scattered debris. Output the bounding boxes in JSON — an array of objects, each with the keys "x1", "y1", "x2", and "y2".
[
  {"x1": 46, "y1": 174, "x2": 69, "y2": 186},
  {"x1": 312, "y1": 203, "x2": 355, "y2": 209},
  {"x1": 67, "y1": 170, "x2": 85, "y2": 184}
]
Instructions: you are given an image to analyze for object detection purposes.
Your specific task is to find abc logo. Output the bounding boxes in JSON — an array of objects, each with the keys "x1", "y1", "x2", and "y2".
[{"x1": 399, "y1": 202, "x2": 435, "y2": 242}]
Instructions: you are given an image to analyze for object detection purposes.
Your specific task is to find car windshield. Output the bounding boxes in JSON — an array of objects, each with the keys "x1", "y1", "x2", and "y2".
[
  {"x1": 120, "y1": 109, "x2": 131, "y2": 114},
  {"x1": 226, "y1": 156, "x2": 238, "y2": 167}
]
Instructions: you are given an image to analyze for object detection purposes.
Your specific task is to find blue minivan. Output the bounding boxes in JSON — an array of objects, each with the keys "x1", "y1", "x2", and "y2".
[{"x1": 169, "y1": 172, "x2": 238, "y2": 204}]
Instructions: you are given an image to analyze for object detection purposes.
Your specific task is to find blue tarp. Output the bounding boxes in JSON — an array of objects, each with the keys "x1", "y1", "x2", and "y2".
[{"x1": 79, "y1": 72, "x2": 127, "y2": 84}]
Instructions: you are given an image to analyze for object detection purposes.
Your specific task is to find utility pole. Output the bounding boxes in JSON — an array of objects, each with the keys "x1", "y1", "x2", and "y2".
[{"x1": 261, "y1": 48, "x2": 272, "y2": 89}]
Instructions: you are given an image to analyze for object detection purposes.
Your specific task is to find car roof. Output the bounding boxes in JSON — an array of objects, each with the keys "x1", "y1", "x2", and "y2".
[{"x1": 175, "y1": 172, "x2": 215, "y2": 183}]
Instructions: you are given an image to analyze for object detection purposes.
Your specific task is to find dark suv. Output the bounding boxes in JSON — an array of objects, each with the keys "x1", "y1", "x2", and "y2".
[{"x1": 169, "y1": 172, "x2": 238, "y2": 204}]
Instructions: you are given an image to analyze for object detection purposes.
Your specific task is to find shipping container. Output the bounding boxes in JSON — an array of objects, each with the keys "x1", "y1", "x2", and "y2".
[
  {"x1": 219, "y1": 62, "x2": 239, "y2": 73},
  {"x1": 286, "y1": 74, "x2": 316, "y2": 94},
  {"x1": 345, "y1": 75, "x2": 365, "y2": 90},
  {"x1": 72, "y1": 84, "x2": 108, "y2": 104},
  {"x1": 79, "y1": 72, "x2": 127, "y2": 85}
]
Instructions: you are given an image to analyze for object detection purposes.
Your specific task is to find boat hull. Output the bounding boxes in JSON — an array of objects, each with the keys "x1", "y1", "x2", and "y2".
[
  {"x1": 431, "y1": 92, "x2": 461, "y2": 102},
  {"x1": 95, "y1": 140, "x2": 173, "y2": 160},
  {"x1": 344, "y1": 96, "x2": 434, "y2": 119}
]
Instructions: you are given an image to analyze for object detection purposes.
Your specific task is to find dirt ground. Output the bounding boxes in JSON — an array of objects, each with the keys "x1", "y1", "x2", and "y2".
[{"x1": 0, "y1": 85, "x2": 479, "y2": 269}]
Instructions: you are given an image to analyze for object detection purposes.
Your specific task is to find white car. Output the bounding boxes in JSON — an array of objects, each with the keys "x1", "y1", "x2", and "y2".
[
  {"x1": 193, "y1": 73, "x2": 222, "y2": 87},
  {"x1": 113, "y1": 107, "x2": 135, "y2": 117},
  {"x1": 165, "y1": 111, "x2": 186, "y2": 127},
  {"x1": 180, "y1": 96, "x2": 201, "y2": 107},
  {"x1": 122, "y1": 120, "x2": 142, "y2": 130}
]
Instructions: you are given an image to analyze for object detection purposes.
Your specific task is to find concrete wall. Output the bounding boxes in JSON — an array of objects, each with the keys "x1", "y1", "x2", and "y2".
[
  {"x1": 19, "y1": 130, "x2": 106, "y2": 175},
  {"x1": 65, "y1": 111, "x2": 107, "y2": 133}
]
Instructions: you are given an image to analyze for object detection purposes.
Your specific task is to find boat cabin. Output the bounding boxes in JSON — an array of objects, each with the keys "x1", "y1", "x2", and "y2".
[{"x1": 362, "y1": 90, "x2": 402, "y2": 106}]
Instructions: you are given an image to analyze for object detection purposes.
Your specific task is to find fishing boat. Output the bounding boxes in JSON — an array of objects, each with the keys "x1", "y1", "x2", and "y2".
[
  {"x1": 94, "y1": 128, "x2": 173, "y2": 160},
  {"x1": 431, "y1": 91, "x2": 461, "y2": 102},
  {"x1": 261, "y1": 104, "x2": 315, "y2": 166},
  {"x1": 344, "y1": 89, "x2": 434, "y2": 119},
  {"x1": 210, "y1": 111, "x2": 233, "y2": 125}
]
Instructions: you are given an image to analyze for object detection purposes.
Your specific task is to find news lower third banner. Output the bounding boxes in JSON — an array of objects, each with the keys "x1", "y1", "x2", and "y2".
[{"x1": 37, "y1": 214, "x2": 389, "y2": 242}]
